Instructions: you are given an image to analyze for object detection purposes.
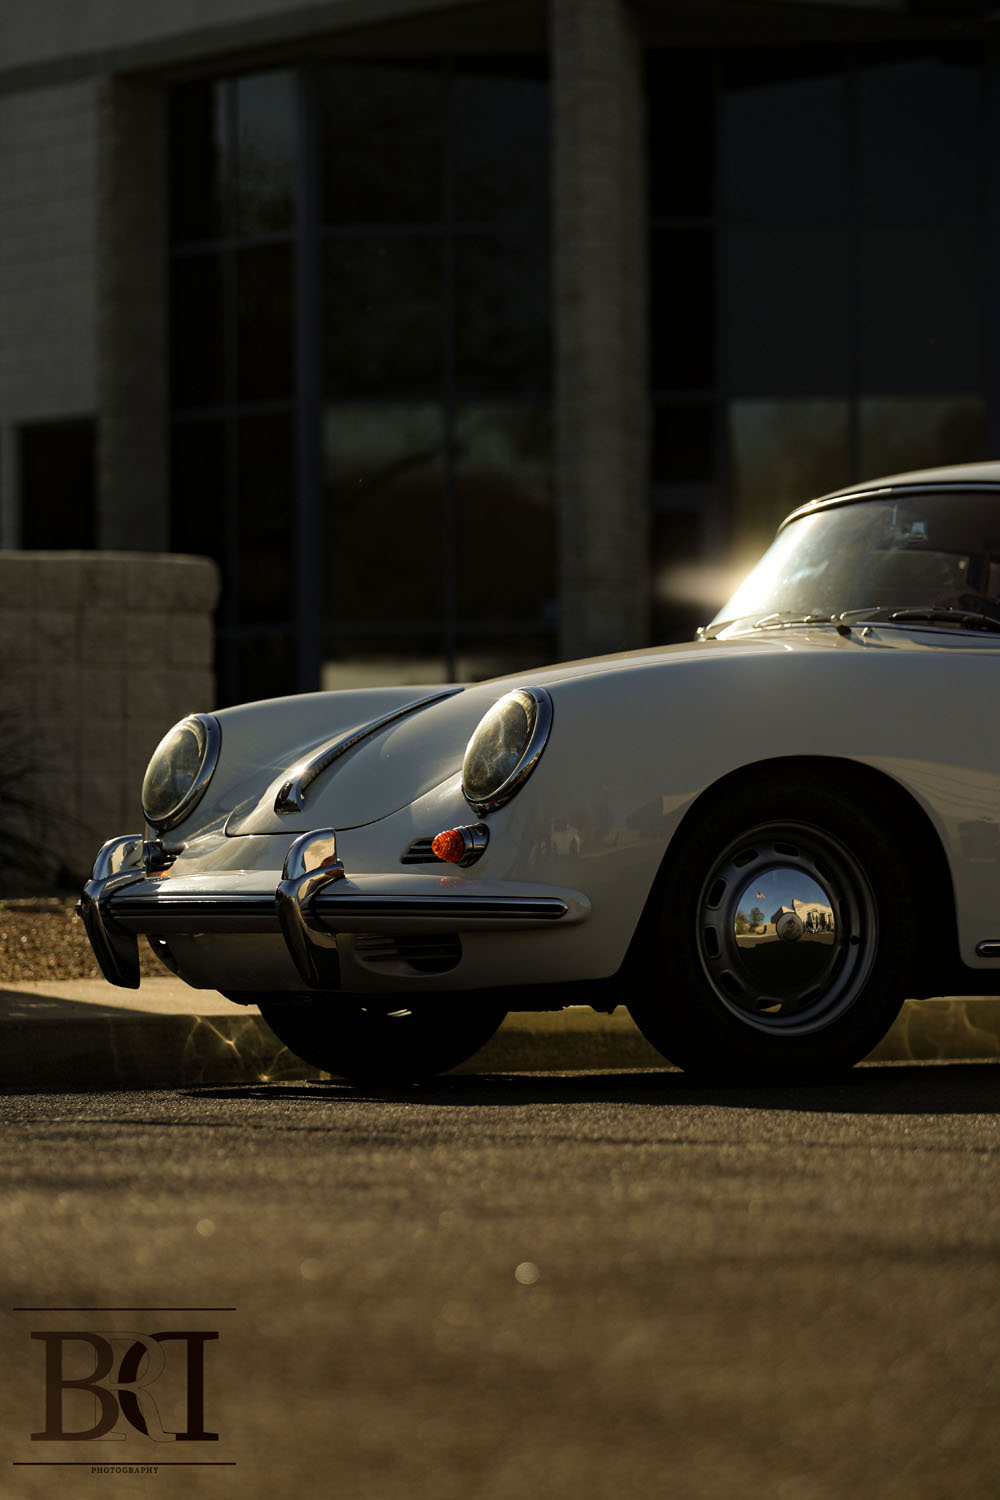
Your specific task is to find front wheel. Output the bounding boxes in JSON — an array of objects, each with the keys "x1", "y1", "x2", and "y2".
[
  {"x1": 627, "y1": 776, "x2": 920, "y2": 1081},
  {"x1": 256, "y1": 996, "x2": 507, "y2": 1082}
]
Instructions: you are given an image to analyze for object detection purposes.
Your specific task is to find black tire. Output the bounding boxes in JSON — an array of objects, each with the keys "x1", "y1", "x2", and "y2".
[
  {"x1": 256, "y1": 996, "x2": 507, "y2": 1082},
  {"x1": 626, "y1": 775, "x2": 919, "y2": 1081}
]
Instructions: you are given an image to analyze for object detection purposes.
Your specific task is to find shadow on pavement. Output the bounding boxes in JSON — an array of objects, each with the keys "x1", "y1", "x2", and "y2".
[{"x1": 181, "y1": 1058, "x2": 1000, "y2": 1116}]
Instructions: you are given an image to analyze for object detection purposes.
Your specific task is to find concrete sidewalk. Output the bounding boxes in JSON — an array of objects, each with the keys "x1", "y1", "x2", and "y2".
[{"x1": 1, "y1": 978, "x2": 999, "y2": 1089}]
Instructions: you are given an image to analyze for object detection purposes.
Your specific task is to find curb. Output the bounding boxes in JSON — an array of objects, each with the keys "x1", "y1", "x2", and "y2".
[{"x1": 1, "y1": 984, "x2": 999, "y2": 1089}]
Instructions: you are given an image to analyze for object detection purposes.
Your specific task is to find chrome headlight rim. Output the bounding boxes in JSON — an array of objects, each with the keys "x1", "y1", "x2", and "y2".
[
  {"x1": 141, "y1": 713, "x2": 221, "y2": 832},
  {"x1": 461, "y1": 686, "x2": 553, "y2": 816}
]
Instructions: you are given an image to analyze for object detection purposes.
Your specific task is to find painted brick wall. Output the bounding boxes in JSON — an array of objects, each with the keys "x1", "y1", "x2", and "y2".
[{"x1": 0, "y1": 552, "x2": 219, "y2": 885}]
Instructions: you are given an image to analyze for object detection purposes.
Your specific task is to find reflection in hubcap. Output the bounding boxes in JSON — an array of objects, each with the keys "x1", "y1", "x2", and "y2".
[
  {"x1": 696, "y1": 825, "x2": 875, "y2": 1036},
  {"x1": 775, "y1": 911, "x2": 805, "y2": 942}
]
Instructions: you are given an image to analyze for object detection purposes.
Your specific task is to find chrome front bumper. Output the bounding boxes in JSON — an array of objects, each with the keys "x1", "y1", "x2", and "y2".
[{"x1": 79, "y1": 831, "x2": 589, "y2": 991}]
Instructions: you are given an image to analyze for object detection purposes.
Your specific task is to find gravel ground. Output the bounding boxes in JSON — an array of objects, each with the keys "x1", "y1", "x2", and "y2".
[{"x1": 0, "y1": 896, "x2": 163, "y2": 982}]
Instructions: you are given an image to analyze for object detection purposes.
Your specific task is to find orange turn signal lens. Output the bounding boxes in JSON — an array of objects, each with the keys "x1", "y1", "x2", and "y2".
[{"x1": 432, "y1": 829, "x2": 467, "y2": 864}]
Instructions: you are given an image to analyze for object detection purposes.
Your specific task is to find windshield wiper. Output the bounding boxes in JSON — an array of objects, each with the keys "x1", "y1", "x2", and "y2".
[
  {"x1": 699, "y1": 611, "x2": 844, "y2": 639},
  {"x1": 752, "y1": 611, "x2": 837, "y2": 629},
  {"x1": 829, "y1": 604, "x2": 1000, "y2": 633},
  {"x1": 885, "y1": 606, "x2": 1000, "y2": 633},
  {"x1": 705, "y1": 604, "x2": 1000, "y2": 640}
]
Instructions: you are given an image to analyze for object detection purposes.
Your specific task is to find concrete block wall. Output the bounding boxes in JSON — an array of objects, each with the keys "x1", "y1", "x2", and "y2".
[{"x1": 0, "y1": 551, "x2": 219, "y2": 884}]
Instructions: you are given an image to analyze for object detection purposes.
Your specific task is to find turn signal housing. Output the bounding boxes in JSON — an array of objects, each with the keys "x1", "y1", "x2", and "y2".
[{"x1": 431, "y1": 824, "x2": 489, "y2": 867}]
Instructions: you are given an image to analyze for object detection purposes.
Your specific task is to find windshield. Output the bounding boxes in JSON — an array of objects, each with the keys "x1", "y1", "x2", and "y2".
[{"x1": 707, "y1": 491, "x2": 1000, "y2": 635}]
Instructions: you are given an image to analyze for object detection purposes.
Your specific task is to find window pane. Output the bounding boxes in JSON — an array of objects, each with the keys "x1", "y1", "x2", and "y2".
[
  {"x1": 323, "y1": 236, "x2": 442, "y2": 399},
  {"x1": 321, "y1": 632, "x2": 449, "y2": 692},
  {"x1": 319, "y1": 63, "x2": 443, "y2": 225},
  {"x1": 728, "y1": 399, "x2": 850, "y2": 559},
  {"x1": 856, "y1": 48, "x2": 983, "y2": 223},
  {"x1": 170, "y1": 255, "x2": 226, "y2": 408},
  {"x1": 454, "y1": 404, "x2": 553, "y2": 624},
  {"x1": 860, "y1": 397, "x2": 986, "y2": 478},
  {"x1": 170, "y1": 420, "x2": 227, "y2": 577},
  {"x1": 724, "y1": 228, "x2": 849, "y2": 395},
  {"x1": 236, "y1": 632, "x2": 297, "y2": 705},
  {"x1": 860, "y1": 228, "x2": 982, "y2": 392},
  {"x1": 652, "y1": 402, "x2": 714, "y2": 485},
  {"x1": 236, "y1": 244, "x2": 295, "y2": 402},
  {"x1": 455, "y1": 232, "x2": 550, "y2": 395},
  {"x1": 453, "y1": 60, "x2": 548, "y2": 226},
  {"x1": 237, "y1": 414, "x2": 296, "y2": 628},
  {"x1": 722, "y1": 50, "x2": 848, "y2": 223},
  {"x1": 169, "y1": 81, "x2": 228, "y2": 243},
  {"x1": 19, "y1": 419, "x2": 96, "y2": 549},
  {"x1": 322, "y1": 404, "x2": 445, "y2": 624},
  {"x1": 456, "y1": 631, "x2": 555, "y2": 684},
  {"x1": 649, "y1": 228, "x2": 714, "y2": 392},
  {"x1": 647, "y1": 52, "x2": 714, "y2": 220},
  {"x1": 234, "y1": 72, "x2": 296, "y2": 235},
  {"x1": 651, "y1": 508, "x2": 705, "y2": 645}
]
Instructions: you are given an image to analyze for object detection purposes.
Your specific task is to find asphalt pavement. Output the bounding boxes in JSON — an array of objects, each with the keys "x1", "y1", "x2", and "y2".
[{"x1": 1, "y1": 1068, "x2": 998, "y2": 1500}]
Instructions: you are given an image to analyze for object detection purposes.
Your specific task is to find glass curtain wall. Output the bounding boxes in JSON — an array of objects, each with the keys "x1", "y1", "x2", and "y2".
[
  {"x1": 168, "y1": 59, "x2": 551, "y2": 706},
  {"x1": 648, "y1": 42, "x2": 989, "y2": 639}
]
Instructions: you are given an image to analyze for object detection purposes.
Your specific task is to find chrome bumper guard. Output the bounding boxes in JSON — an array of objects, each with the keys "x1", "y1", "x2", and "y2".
[{"x1": 80, "y1": 830, "x2": 580, "y2": 991}]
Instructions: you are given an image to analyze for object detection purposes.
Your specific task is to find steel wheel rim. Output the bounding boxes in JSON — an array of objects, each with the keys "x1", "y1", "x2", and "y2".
[{"x1": 695, "y1": 821, "x2": 878, "y2": 1035}]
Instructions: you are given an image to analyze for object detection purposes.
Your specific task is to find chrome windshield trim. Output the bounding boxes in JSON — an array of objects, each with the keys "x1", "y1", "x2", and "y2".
[
  {"x1": 780, "y1": 482, "x2": 1000, "y2": 533},
  {"x1": 274, "y1": 688, "x2": 463, "y2": 815}
]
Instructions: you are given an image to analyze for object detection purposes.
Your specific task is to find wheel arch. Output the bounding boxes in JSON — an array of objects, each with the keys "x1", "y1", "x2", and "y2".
[{"x1": 628, "y1": 754, "x2": 959, "y2": 984}]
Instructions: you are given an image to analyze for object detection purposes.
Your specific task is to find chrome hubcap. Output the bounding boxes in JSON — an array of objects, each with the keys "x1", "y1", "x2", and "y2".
[{"x1": 696, "y1": 823, "x2": 877, "y2": 1034}]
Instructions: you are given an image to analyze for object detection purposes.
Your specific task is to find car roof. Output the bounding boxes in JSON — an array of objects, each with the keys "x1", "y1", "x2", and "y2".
[
  {"x1": 781, "y1": 460, "x2": 1000, "y2": 530},
  {"x1": 818, "y1": 459, "x2": 1000, "y2": 500}
]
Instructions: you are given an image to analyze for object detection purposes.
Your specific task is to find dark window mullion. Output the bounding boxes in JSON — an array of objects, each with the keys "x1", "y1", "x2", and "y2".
[
  {"x1": 442, "y1": 62, "x2": 458, "y2": 682},
  {"x1": 296, "y1": 65, "x2": 322, "y2": 694},
  {"x1": 846, "y1": 47, "x2": 861, "y2": 481},
  {"x1": 986, "y1": 45, "x2": 1000, "y2": 457},
  {"x1": 221, "y1": 80, "x2": 241, "y2": 699}
]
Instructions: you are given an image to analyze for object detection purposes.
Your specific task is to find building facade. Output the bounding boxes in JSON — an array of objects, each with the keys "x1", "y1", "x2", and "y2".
[{"x1": 2, "y1": 0, "x2": 998, "y2": 705}]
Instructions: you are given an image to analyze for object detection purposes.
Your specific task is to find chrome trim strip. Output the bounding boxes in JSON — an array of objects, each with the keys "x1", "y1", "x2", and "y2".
[
  {"x1": 111, "y1": 891, "x2": 281, "y2": 933},
  {"x1": 104, "y1": 887, "x2": 571, "y2": 933},
  {"x1": 313, "y1": 893, "x2": 568, "y2": 922},
  {"x1": 976, "y1": 941, "x2": 1000, "y2": 958},
  {"x1": 274, "y1": 688, "x2": 463, "y2": 814},
  {"x1": 107, "y1": 882, "x2": 569, "y2": 930},
  {"x1": 144, "y1": 713, "x2": 222, "y2": 832},
  {"x1": 463, "y1": 686, "x2": 553, "y2": 816}
]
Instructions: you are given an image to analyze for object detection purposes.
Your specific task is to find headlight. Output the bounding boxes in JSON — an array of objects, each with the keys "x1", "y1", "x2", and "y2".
[
  {"x1": 141, "y1": 714, "x2": 221, "y2": 830},
  {"x1": 462, "y1": 687, "x2": 552, "y2": 813}
]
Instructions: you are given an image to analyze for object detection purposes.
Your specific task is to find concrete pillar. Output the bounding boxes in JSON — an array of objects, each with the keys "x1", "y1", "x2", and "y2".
[
  {"x1": 550, "y1": 0, "x2": 650, "y2": 660},
  {"x1": 96, "y1": 77, "x2": 169, "y2": 552}
]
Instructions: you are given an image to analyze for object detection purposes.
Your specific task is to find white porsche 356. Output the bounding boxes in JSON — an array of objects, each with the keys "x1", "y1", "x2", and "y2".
[{"x1": 81, "y1": 462, "x2": 1000, "y2": 1082}]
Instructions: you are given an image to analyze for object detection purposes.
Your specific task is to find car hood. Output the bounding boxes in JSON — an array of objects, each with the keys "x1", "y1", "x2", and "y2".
[{"x1": 217, "y1": 631, "x2": 870, "y2": 837}]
